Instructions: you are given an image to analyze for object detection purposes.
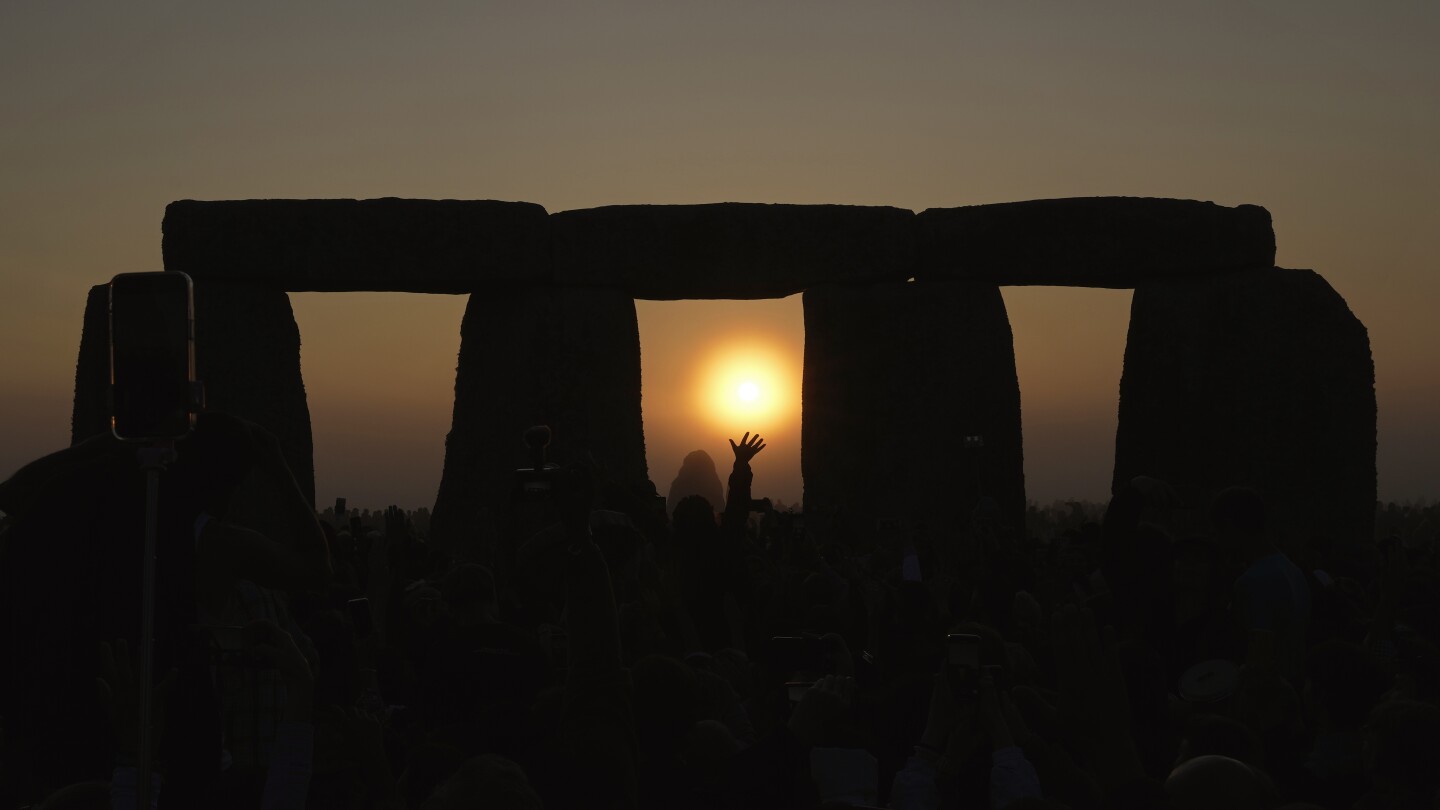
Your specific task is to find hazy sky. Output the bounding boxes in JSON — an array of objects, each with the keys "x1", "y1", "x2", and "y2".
[{"x1": 2, "y1": 2, "x2": 1436, "y2": 510}]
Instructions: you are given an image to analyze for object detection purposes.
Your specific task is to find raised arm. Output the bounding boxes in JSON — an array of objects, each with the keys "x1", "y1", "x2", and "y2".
[{"x1": 722, "y1": 432, "x2": 765, "y2": 530}]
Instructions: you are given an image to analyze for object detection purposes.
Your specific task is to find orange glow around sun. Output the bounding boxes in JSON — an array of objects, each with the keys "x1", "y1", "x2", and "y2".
[{"x1": 693, "y1": 336, "x2": 799, "y2": 432}]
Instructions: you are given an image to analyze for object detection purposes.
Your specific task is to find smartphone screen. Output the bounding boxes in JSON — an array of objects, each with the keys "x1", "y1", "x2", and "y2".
[
  {"x1": 109, "y1": 272, "x2": 195, "y2": 440},
  {"x1": 947, "y1": 634, "x2": 981, "y2": 668},
  {"x1": 348, "y1": 597, "x2": 375, "y2": 639},
  {"x1": 786, "y1": 681, "x2": 814, "y2": 703}
]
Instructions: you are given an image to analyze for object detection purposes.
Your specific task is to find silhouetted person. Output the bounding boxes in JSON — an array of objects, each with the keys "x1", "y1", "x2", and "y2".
[
  {"x1": 667, "y1": 450, "x2": 724, "y2": 518},
  {"x1": 1212, "y1": 487, "x2": 1311, "y2": 683},
  {"x1": 0, "y1": 413, "x2": 329, "y2": 807}
]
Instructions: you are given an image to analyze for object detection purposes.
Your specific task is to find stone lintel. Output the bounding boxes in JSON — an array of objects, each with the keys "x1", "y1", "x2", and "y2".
[
  {"x1": 553, "y1": 203, "x2": 916, "y2": 299},
  {"x1": 918, "y1": 197, "x2": 1275, "y2": 288},
  {"x1": 163, "y1": 198, "x2": 551, "y2": 293}
]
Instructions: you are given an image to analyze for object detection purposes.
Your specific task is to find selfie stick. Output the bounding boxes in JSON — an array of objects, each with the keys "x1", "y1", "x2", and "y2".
[{"x1": 136, "y1": 443, "x2": 175, "y2": 809}]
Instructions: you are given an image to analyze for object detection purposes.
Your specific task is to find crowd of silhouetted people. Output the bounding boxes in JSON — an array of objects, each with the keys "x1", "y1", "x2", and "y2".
[{"x1": 1, "y1": 413, "x2": 1438, "y2": 809}]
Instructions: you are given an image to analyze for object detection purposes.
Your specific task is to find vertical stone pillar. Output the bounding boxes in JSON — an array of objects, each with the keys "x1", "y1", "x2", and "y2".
[
  {"x1": 430, "y1": 286, "x2": 648, "y2": 556},
  {"x1": 1115, "y1": 268, "x2": 1376, "y2": 550},
  {"x1": 71, "y1": 285, "x2": 111, "y2": 443},
  {"x1": 802, "y1": 280, "x2": 1026, "y2": 541},
  {"x1": 192, "y1": 281, "x2": 315, "y2": 504}
]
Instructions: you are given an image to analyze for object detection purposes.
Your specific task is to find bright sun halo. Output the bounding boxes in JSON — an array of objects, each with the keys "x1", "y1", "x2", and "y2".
[{"x1": 695, "y1": 338, "x2": 797, "y2": 430}]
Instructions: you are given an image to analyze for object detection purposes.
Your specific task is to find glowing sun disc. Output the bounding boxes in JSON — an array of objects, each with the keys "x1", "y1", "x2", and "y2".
[{"x1": 694, "y1": 338, "x2": 797, "y2": 430}]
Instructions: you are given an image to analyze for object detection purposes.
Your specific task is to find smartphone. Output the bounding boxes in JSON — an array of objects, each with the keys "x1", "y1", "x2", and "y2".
[
  {"x1": 109, "y1": 272, "x2": 197, "y2": 441},
  {"x1": 947, "y1": 634, "x2": 981, "y2": 668},
  {"x1": 348, "y1": 597, "x2": 375, "y2": 639},
  {"x1": 771, "y1": 634, "x2": 827, "y2": 675},
  {"x1": 786, "y1": 681, "x2": 815, "y2": 703},
  {"x1": 947, "y1": 633, "x2": 982, "y2": 700},
  {"x1": 193, "y1": 624, "x2": 262, "y2": 668}
]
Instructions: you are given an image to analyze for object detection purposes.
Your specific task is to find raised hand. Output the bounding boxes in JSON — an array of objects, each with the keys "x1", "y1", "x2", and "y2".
[{"x1": 728, "y1": 432, "x2": 766, "y2": 465}]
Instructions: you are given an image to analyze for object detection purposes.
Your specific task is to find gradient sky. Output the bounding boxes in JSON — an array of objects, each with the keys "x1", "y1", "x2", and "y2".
[{"x1": 2, "y1": 2, "x2": 1436, "y2": 511}]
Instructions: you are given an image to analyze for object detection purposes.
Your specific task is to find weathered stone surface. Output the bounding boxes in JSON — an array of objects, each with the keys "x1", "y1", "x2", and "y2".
[
  {"x1": 803, "y1": 280, "x2": 1025, "y2": 539},
  {"x1": 918, "y1": 198, "x2": 1275, "y2": 288},
  {"x1": 191, "y1": 281, "x2": 316, "y2": 503},
  {"x1": 71, "y1": 285, "x2": 111, "y2": 442},
  {"x1": 1114, "y1": 268, "x2": 1375, "y2": 549},
  {"x1": 163, "y1": 199, "x2": 551, "y2": 293},
  {"x1": 430, "y1": 286, "x2": 648, "y2": 555},
  {"x1": 552, "y1": 203, "x2": 916, "y2": 299}
]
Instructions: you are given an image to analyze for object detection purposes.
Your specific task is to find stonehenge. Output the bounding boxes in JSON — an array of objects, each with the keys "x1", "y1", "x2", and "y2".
[{"x1": 71, "y1": 196, "x2": 1377, "y2": 554}]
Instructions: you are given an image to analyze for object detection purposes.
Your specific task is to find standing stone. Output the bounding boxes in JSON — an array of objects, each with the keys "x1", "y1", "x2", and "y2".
[
  {"x1": 71, "y1": 284, "x2": 111, "y2": 443},
  {"x1": 1115, "y1": 268, "x2": 1376, "y2": 550},
  {"x1": 430, "y1": 286, "x2": 648, "y2": 556},
  {"x1": 803, "y1": 280, "x2": 1025, "y2": 542},
  {"x1": 191, "y1": 281, "x2": 315, "y2": 504}
]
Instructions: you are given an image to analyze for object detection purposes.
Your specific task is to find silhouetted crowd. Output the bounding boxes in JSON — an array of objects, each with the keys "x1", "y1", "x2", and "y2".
[{"x1": 1, "y1": 413, "x2": 1437, "y2": 809}]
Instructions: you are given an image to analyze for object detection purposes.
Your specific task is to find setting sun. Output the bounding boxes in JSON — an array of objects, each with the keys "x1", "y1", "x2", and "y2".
[{"x1": 693, "y1": 336, "x2": 798, "y2": 431}]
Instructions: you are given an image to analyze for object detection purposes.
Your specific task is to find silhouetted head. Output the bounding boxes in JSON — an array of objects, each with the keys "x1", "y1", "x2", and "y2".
[
  {"x1": 1175, "y1": 713, "x2": 1264, "y2": 769},
  {"x1": 1363, "y1": 700, "x2": 1440, "y2": 796},
  {"x1": 1211, "y1": 487, "x2": 1268, "y2": 556},
  {"x1": 441, "y1": 563, "x2": 498, "y2": 626},
  {"x1": 667, "y1": 450, "x2": 724, "y2": 517},
  {"x1": 672, "y1": 494, "x2": 719, "y2": 541},
  {"x1": 171, "y1": 411, "x2": 258, "y2": 516},
  {"x1": 1304, "y1": 639, "x2": 1389, "y2": 733},
  {"x1": 420, "y1": 754, "x2": 542, "y2": 810},
  {"x1": 1165, "y1": 755, "x2": 1275, "y2": 810}
]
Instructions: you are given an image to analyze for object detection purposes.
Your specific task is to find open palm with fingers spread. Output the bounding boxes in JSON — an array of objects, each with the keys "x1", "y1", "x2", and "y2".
[{"x1": 729, "y1": 432, "x2": 766, "y2": 464}]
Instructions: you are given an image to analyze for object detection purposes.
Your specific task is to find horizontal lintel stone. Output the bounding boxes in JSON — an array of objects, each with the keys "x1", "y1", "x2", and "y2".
[
  {"x1": 552, "y1": 203, "x2": 917, "y2": 299},
  {"x1": 163, "y1": 198, "x2": 551, "y2": 293},
  {"x1": 917, "y1": 197, "x2": 1275, "y2": 288}
]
